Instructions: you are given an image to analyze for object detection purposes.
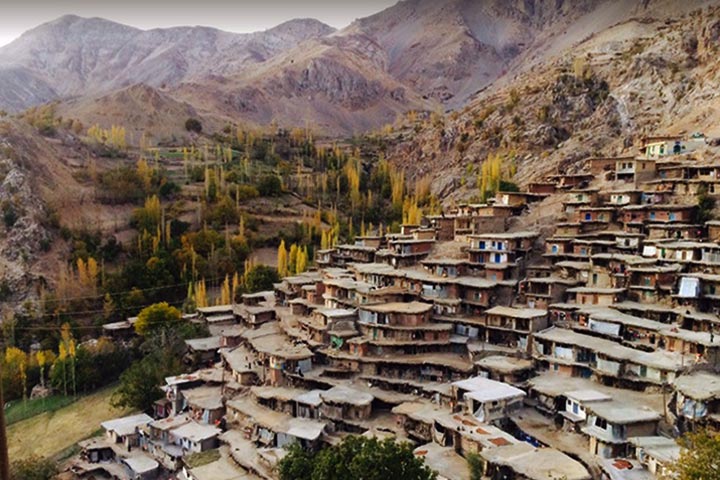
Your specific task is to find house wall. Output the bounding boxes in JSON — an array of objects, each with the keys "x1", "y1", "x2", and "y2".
[
  {"x1": 626, "y1": 421, "x2": 658, "y2": 438},
  {"x1": 576, "y1": 292, "x2": 616, "y2": 306}
]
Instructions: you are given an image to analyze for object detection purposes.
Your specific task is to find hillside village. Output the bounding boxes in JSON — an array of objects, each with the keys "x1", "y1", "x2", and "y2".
[{"x1": 58, "y1": 133, "x2": 720, "y2": 480}]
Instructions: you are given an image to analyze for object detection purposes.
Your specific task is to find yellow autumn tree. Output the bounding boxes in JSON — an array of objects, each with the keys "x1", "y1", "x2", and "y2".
[
  {"x1": 36, "y1": 349, "x2": 55, "y2": 388},
  {"x1": 402, "y1": 196, "x2": 423, "y2": 225},
  {"x1": 277, "y1": 240, "x2": 289, "y2": 277},
  {"x1": 232, "y1": 272, "x2": 240, "y2": 302},
  {"x1": 296, "y1": 246, "x2": 308, "y2": 274},
  {"x1": 195, "y1": 279, "x2": 208, "y2": 308},
  {"x1": 344, "y1": 158, "x2": 362, "y2": 208},
  {"x1": 76, "y1": 258, "x2": 88, "y2": 287},
  {"x1": 103, "y1": 293, "x2": 115, "y2": 320},
  {"x1": 479, "y1": 153, "x2": 505, "y2": 202},
  {"x1": 221, "y1": 274, "x2": 231, "y2": 305},
  {"x1": 136, "y1": 157, "x2": 153, "y2": 192},
  {"x1": 5, "y1": 347, "x2": 28, "y2": 402},
  {"x1": 87, "y1": 257, "x2": 99, "y2": 294},
  {"x1": 289, "y1": 243, "x2": 299, "y2": 275}
]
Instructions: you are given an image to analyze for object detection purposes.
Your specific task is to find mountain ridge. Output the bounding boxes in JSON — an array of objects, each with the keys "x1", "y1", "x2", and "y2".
[{"x1": 1, "y1": 0, "x2": 718, "y2": 135}]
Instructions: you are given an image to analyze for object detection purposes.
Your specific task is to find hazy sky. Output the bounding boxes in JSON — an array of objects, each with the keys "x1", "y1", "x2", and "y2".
[{"x1": 0, "y1": 0, "x2": 399, "y2": 47}]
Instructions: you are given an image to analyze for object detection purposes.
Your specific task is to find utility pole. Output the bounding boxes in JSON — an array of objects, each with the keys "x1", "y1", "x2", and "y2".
[{"x1": 0, "y1": 362, "x2": 9, "y2": 480}]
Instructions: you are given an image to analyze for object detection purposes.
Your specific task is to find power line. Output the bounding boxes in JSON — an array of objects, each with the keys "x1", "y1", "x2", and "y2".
[
  {"x1": 6, "y1": 299, "x2": 193, "y2": 326},
  {"x1": 3, "y1": 274, "x2": 229, "y2": 308}
]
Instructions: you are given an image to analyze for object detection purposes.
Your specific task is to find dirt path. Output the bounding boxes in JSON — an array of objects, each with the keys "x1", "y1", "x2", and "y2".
[{"x1": 7, "y1": 386, "x2": 132, "y2": 461}]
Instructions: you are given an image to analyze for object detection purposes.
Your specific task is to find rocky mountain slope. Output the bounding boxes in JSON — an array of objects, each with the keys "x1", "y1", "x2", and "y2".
[
  {"x1": 54, "y1": 84, "x2": 202, "y2": 145},
  {"x1": 0, "y1": 118, "x2": 102, "y2": 309},
  {"x1": 5, "y1": 0, "x2": 714, "y2": 136},
  {"x1": 384, "y1": 2, "x2": 720, "y2": 200},
  {"x1": 0, "y1": 15, "x2": 335, "y2": 112}
]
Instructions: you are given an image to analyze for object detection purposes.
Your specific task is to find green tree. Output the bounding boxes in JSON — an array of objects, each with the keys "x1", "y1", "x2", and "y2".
[
  {"x1": 467, "y1": 452, "x2": 483, "y2": 480},
  {"x1": 673, "y1": 429, "x2": 720, "y2": 480},
  {"x1": 258, "y1": 174, "x2": 282, "y2": 197},
  {"x1": 245, "y1": 265, "x2": 281, "y2": 293},
  {"x1": 695, "y1": 184, "x2": 716, "y2": 225},
  {"x1": 278, "y1": 443, "x2": 315, "y2": 480},
  {"x1": 113, "y1": 319, "x2": 206, "y2": 413},
  {"x1": 111, "y1": 350, "x2": 178, "y2": 413},
  {"x1": 278, "y1": 436, "x2": 437, "y2": 480},
  {"x1": 134, "y1": 302, "x2": 182, "y2": 337}
]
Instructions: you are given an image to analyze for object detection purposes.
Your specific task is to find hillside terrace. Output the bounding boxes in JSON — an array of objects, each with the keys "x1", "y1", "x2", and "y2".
[{"x1": 82, "y1": 139, "x2": 720, "y2": 480}]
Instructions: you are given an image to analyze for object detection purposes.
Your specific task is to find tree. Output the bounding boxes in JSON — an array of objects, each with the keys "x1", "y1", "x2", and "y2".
[
  {"x1": 134, "y1": 302, "x2": 182, "y2": 337},
  {"x1": 278, "y1": 443, "x2": 314, "y2": 480},
  {"x1": 36, "y1": 350, "x2": 55, "y2": 388},
  {"x1": 258, "y1": 174, "x2": 282, "y2": 197},
  {"x1": 245, "y1": 265, "x2": 281, "y2": 293},
  {"x1": 673, "y1": 428, "x2": 720, "y2": 480},
  {"x1": 296, "y1": 246, "x2": 308, "y2": 274},
  {"x1": 4, "y1": 347, "x2": 27, "y2": 401},
  {"x1": 695, "y1": 184, "x2": 716, "y2": 225},
  {"x1": 467, "y1": 452, "x2": 483, "y2": 480},
  {"x1": 289, "y1": 243, "x2": 299, "y2": 274},
  {"x1": 278, "y1": 435, "x2": 437, "y2": 480},
  {"x1": 112, "y1": 320, "x2": 204, "y2": 413},
  {"x1": 185, "y1": 117, "x2": 203, "y2": 134},
  {"x1": 111, "y1": 351, "x2": 178, "y2": 413},
  {"x1": 277, "y1": 240, "x2": 289, "y2": 277}
]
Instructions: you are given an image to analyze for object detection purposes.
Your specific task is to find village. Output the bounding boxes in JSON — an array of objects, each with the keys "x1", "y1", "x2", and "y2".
[{"x1": 67, "y1": 134, "x2": 720, "y2": 480}]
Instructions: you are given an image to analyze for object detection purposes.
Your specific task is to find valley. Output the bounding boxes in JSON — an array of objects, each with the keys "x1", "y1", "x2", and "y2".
[{"x1": 3, "y1": 1, "x2": 720, "y2": 480}]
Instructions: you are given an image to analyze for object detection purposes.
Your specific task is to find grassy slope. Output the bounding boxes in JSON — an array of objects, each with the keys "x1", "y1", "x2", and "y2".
[
  {"x1": 5, "y1": 395, "x2": 76, "y2": 425},
  {"x1": 7, "y1": 385, "x2": 132, "y2": 461}
]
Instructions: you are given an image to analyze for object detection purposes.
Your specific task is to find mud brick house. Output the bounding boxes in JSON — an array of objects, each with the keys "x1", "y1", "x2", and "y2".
[
  {"x1": 672, "y1": 371, "x2": 720, "y2": 432},
  {"x1": 483, "y1": 306, "x2": 547, "y2": 350},
  {"x1": 582, "y1": 401, "x2": 661, "y2": 458}
]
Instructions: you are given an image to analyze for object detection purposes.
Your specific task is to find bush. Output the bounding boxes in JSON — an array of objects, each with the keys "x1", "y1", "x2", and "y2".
[
  {"x1": 97, "y1": 167, "x2": 145, "y2": 204},
  {"x1": 185, "y1": 118, "x2": 203, "y2": 134},
  {"x1": 257, "y1": 175, "x2": 282, "y2": 197},
  {"x1": 233, "y1": 184, "x2": 260, "y2": 202},
  {"x1": 498, "y1": 180, "x2": 520, "y2": 192},
  {"x1": 2, "y1": 201, "x2": 18, "y2": 228}
]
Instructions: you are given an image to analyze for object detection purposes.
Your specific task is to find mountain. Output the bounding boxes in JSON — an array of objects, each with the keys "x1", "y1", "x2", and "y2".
[
  {"x1": 1, "y1": 0, "x2": 718, "y2": 136},
  {"x1": 0, "y1": 1, "x2": 670, "y2": 133},
  {"x1": 383, "y1": 1, "x2": 720, "y2": 200},
  {"x1": 0, "y1": 14, "x2": 335, "y2": 111},
  {"x1": 55, "y1": 84, "x2": 202, "y2": 144},
  {"x1": 141, "y1": 0, "x2": 674, "y2": 134}
]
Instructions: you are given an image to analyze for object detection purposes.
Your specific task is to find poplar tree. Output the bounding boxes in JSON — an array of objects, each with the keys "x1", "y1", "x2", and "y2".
[{"x1": 277, "y1": 240, "x2": 289, "y2": 277}]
